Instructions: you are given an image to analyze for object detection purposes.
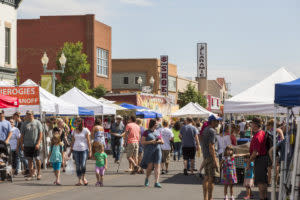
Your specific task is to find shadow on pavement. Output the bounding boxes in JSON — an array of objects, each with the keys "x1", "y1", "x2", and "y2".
[{"x1": 161, "y1": 173, "x2": 203, "y2": 185}]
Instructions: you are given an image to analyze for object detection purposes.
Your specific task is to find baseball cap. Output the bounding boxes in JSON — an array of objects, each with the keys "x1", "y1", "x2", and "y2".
[
  {"x1": 208, "y1": 114, "x2": 222, "y2": 122},
  {"x1": 116, "y1": 115, "x2": 123, "y2": 120}
]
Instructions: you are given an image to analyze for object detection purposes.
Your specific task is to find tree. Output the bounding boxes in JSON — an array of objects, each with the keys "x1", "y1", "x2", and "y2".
[
  {"x1": 55, "y1": 42, "x2": 91, "y2": 96},
  {"x1": 178, "y1": 83, "x2": 207, "y2": 108},
  {"x1": 89, "y1": 84, "x2": 107, "y2": 99}
]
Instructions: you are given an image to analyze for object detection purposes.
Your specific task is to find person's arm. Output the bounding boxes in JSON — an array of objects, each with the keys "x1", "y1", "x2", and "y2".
[
  {"x1": 68, "y1": 133, "x2": 75, "y2": 157},
  {"x1": 47, "y1": 146, "x2": 52, "y2": 164},
  {"x1": 277, "y1": 128, "x2": 284, "y2": 140},
  {"x1": 5, "y1": 122, "x2": 12, "y2": 144},
  {"x1": 105, "y1": 156, "x2": 108, "y2": 170},
  {"x1": 86, "y1": 130, "x2": 92, "y2": 158},
  {"x1": 36, "y1": 122, "x2": 43, "y2": 150},
  {"x1": 209, "y1": 143, "x2": 219, "y2": 170},
  {"x1": 246, "y1": 150, "x2": 257, "y2": 170},
  {"x1": 195, "y1": 134, "x2": 201, "y2": 151},
  {"x1": 141, "y1": 136, "x2": 156, "y2": 145},
  {"x1": 157, "y1": 136, "x2": 164, "y2": 145}
]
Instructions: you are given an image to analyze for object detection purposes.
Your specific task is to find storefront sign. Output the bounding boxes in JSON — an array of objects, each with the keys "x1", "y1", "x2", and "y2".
[
  {"x1": 160, "y1": 55, "x2": 168, "y2": 95},
  {"x1": 0, "y1": 86, "x2": 40, "y2": 105},
  {"x1": 197, "y1": 43, "x2": 207, "y2": 78}
]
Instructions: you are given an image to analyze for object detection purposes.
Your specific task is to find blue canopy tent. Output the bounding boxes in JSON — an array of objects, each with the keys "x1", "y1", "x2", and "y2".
[
  {"x1": 274, "y1": 78, "x2": 300, "y2": 200},
  {"x1": 78, "y1": 107, "x2": 95, "y2": 116},
  {"x1": 120, "y1": 103, "x2": 162, "y2": 119}
]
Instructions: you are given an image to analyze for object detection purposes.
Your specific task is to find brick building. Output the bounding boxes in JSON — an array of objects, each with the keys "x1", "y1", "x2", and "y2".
[
  {"x1": 17, "y1": 14, "x2": 112, "y2": 90},
  {"x1": 112, "y1": 59, "x2": 178, "y2": 101}
]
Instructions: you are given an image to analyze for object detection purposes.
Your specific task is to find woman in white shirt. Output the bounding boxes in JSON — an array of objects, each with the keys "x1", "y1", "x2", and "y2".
[
  {"x1": 9, "y1": 119, "x2": 21, "y2": 175},
  {"x1": 69, "y1": 118, "x2": 92, "y2": 186}
]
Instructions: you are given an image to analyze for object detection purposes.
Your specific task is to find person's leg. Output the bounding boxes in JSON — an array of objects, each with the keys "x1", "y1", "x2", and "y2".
[
  {"x1": 111, "y1": 140, "x2": 116, "y2": 159},
  {"x1": 35, "y1": 158, "x2": 41, "y2": 178},
  {"x1": 258, "y1": 183, "x2": 266, "y2": 200},
  {"x1": 154, "y1": 163, "x2": 161, "y2": 183},
  {"x1": 72, "y1": 151, "x2": 82, "y2": 183},
  {"x1": 173, "y1": 142, "x2": 178, "y2": 161},
  {"x1": 203, "y1": 176, "x2": 209, "y2": 200},
  {"x1": 208, "y1": 177, "x2": 214, "y2": 200},
  {"x1": 267, "y1": 166, "x2": 271, "y2": 185},
  {"x1": 146, "y1": 163, "x2": 153, "y2": 179},
  {"x1": 190, "y1": 159, "x2": 195, "y2": 174},
  {"x1": 27, "y1": 158, "x2": 33, "y2": 178},
  {"x1": 224, "y1": 184, "x2": 228, "y2": 196},
  {"x1": 245, "y1": 186, "x2": 251, "y2": 198},
  {"x1": 81, "y1": 150, "x2": 88, "y2": 184},
  {"x1": 116, "y1": 144, "x2": 121, "y2": 162},
  {"x1": 178, "y1": 142, "x2": 182, "y2": 160},
  {"x1": 11, "y1": 151, "x2": 17, "y2": 175},
  {"x1": 229, "y1": 184, "x2": 233, "y2": 197}
]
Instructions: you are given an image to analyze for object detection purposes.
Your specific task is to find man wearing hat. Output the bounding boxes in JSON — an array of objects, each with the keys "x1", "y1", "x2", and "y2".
[
  {"x1": 0, "y1": 109, "x2": 12, "y2": 144},
  {"x1": 110, "y1": 115, "x2": 125, "y2": 164},
  {"x1": 19, "y1": 110, "x2": 43, "y2": 181},
  {"x1": 202, "y1": 114, "x2": 222, "y2": 200}
]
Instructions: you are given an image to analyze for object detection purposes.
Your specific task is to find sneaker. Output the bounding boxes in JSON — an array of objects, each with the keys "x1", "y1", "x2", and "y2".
[
  {"x1": 100, "y1": 182, "x2": 103, "y2": 187},
  {"x1": 95, "y1": 182, "x2": 100, "y2": 187},
  {"x1": 184, "y1": 169, "x2": 188, "y2": 176},
  {"x1": 231, "y1": 196, "x2": 235, "y2": 200},
  {"x1": 154, "y1": 182, "x2": 162, "y2": 188},
  {"x1": 224, "y1": 195, "x2": 229, "y2": 200},
  {"x1": 144, "y1": 178, "x2": 149, "y2": 187},
  {"x1": 161, "y1": 170, "x2": 165, "y2": 174},
  {"x1": 243, "y1": 196, "x2": 250, "y2": 200}
]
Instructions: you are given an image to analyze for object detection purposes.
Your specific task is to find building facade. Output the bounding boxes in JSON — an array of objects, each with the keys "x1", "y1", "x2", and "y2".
[
  {"x1": 17, "y1": 14, "x2": 112, "y2": 90},
  {"x1": 0, "y1": 0, "x2": 22, "y2": 84},
  {"x1": 177, "y1": 76, "x2": 198, "y2": 93},
  {"x1": 112, "y1": 59, "x2": 178, "y2": 102}
]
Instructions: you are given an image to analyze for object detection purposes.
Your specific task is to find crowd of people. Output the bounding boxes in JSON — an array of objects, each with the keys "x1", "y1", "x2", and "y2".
[{"x1": 0, "y1": 109, "x2": 291, "y2": 200}]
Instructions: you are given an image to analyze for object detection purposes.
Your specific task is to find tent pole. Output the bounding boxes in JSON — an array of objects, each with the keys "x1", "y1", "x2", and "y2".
[
  {"x1": 284, "y1": 108, "x2": 290, "y2": 184},
  {"x1": 290, "y1": 117, "x2": 300, "y2": 200},
  {"x1": 272, "y1": 106, "x2": 277, "y2": 200},
  {"x1": 279, "y1": 161, "x2": 284, "y2": 200}
]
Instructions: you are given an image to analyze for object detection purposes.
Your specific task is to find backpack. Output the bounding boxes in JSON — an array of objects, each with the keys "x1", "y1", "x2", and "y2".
[{"x1": 265, "y1": 130, "x2": 274, "y2": 153}]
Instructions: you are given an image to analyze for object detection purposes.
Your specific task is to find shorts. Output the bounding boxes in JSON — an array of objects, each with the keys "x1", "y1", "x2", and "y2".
[
  {"x1": 95, "y1": 166, "x2": 105, "y2": 176},
  {"x1": 24, "y1": 147, "x2": 40, "y2": 160},
  {"x1": 52, "y1": 162, "x2": 61, "y2": 171},
  {"x1": 161, "y1": 150, "x2": 170, "y2": 164},
  {"x1": 126, "y1": 143, "x2": 139, "y2": 158},
  {"x1": 254, "y1": 155, "x2": 268, "y2": 185},
  {"x1": 204, "y1": 157, "x2": 216, "y2": 178},
  {"x1": 243, "y1": 178, "x2": 254, "y2": 187},
  {"x1": 182, "y1": 147, "x2": 196, "y2": 160}
]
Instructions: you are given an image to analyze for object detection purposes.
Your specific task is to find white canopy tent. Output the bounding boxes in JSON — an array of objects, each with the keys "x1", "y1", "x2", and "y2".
[
  {"x1": 171, "y1": 102, "x2": 211, "y2": 118},
  {"x1": 98, "y1": 97, "x2": 127, "y2": 111},
  {"x1": 224, "y1": 67, "x2": 297, "y2": 115},
  {"x1": 60, "y1": 87, "x2": 116, "y2": 115}
]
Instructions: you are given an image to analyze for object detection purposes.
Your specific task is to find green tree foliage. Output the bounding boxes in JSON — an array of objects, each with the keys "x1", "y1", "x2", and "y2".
[
  {"x1": 55, "y1": 42, "x2": 91, "y2": 96},
  {"x1": 178, "y1": 83, "x2": 207, "y2": 108},
  {"x1": 89, "y1": 84, "x2": 107, "y2": 99}
]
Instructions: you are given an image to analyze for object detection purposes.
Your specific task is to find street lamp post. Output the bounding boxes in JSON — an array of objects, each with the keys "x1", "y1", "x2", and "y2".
[
  {"x1": 41, "y1": 52, "x2": 67, "y2": 95},
  {"x1": 137, "y1": 76, "x2": 143, "y2": 91},
  {"x1": 149, "y1": 76, "x2": 155, "y2": 93}
]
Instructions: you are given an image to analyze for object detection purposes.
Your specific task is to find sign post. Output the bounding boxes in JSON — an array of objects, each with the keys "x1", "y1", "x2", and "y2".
[{"x1": 160, "y1": 55, "x2": 168, "y2": 96}]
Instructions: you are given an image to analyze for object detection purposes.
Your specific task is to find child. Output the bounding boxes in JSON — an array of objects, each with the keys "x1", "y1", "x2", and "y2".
[
  {"x1": 9, "y1": 119, "x2": 21, "y2": 176},
  {"x1": 221, "y1": 145, "x2": 238, "y2": 200},
  {"x1": 47, "y1": 128, "x2": 64, "y2": 185},
  {"x1": 94, "y1": 142, "x2": 107, "y2": 187},
  {"x1": 243, "y1": 155, "x2": 254, "y2": 200}
]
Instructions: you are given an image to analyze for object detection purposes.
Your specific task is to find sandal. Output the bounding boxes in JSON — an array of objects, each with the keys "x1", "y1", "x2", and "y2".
[
  {"x1": 83, "y1": 179, "x2": 88, "y2": 186},
  {"x1": 95, "y1": 182, "x2": 100, "y2": 187},
  {"x1": 37, "y1": 174, "x2": 42, "y2": 180},
  {"x1": 75, "y1": 182, "x2": 82, "y2": 186},
  {"x1": 25, "y1": 177, "x2": 33, "y2": 181}
]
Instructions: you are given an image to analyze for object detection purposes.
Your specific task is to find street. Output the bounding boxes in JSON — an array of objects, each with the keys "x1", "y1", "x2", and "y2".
[{"x1": 0, "y1": 155, "x2": 271, "y2": 200}]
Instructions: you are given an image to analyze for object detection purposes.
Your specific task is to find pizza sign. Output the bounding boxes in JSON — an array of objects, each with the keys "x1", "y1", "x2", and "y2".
[{"x1": 160, "y1": 55, "x2": 168, "y2": 95}]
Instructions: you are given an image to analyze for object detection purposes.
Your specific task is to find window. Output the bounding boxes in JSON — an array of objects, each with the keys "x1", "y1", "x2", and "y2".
[
  {"x1": 96, "y1": 48, "x2": 109, "y2": 76},
  {"x1": 123, "y1": 77, "x2": 129, "y2": 84},
  {"x1": 168, "y1": 76, "x2": 177, "y2": 92},
  {"x1": 5, "y1": 28, "x2": 11, "y2": 64}
]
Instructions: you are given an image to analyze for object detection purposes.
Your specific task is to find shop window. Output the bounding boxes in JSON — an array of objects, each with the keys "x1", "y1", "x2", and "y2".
[
  {"x1": 123, "y1": 77, "x2": 129, "y2": 85},
  {"x1": 5, "y1": 27, "x2": 11, "y2": 64}
]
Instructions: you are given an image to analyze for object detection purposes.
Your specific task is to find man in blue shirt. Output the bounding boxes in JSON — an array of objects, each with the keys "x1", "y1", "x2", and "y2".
[{"x1": 0, "y1": 109, "x2": 12, "y2": 144}]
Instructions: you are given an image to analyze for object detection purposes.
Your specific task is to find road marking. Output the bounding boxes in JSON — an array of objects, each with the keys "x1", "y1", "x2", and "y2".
[{"x1": 10, "y1": 174, "x2": 125, "y2": 200}]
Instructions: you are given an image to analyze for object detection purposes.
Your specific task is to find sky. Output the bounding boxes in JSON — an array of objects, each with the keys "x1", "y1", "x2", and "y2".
[{"x1": 18, "y1": 0, "x2": 300, "y2": 95}]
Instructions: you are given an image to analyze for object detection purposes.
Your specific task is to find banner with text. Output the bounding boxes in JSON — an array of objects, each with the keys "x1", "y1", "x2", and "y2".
[
  {"x1": 160, "y1": 55, "x2": 168, "y2": 95},
  {"x1": 197, "y1": 43, "x2": 207, "y2": 78},
  {"x1": 0, "y1": 87, "x2": 40, "y2": 105}
]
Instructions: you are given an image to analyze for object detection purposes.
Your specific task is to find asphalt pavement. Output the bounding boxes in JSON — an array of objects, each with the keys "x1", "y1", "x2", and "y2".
[{"x1": 0, "y1": 154, "x2": 272, "y2": 200}]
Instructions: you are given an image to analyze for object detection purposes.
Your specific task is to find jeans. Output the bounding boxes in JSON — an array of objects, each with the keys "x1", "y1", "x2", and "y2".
[
  {"x1": 111, "y1": 138, "x2": 122, "y2": 161},
  {"x1": 73, "y1": 150, "x2": 88, "y2": 178},
  {"x1": 19, "y1": 150, "x2": 29, "y2": 171},
  {"x1": 11, "y1": 150, "x2": 20, "y2": 171},
  {"x1": 173, "y1": 142, "x2": 182, "y2": 160}
]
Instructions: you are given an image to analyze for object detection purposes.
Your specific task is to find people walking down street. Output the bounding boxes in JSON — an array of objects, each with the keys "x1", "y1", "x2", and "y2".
[
  {"x1": 202, "y1": 115, "x2": 222, "y2": 200},
  {"x1": 120, "y1": 116, "x2": 140, "y2": 174},
  {"x1": 9, "y1": 119, "x2": 21, "y2": 176},
  {"x1": 141, "y1": 119, "x2": 164, "y2": 188},
  {"x1": 246, "y1": 117, "x2": 268, "y2": 200},
  {"x1": 160, "y1": 120, "x2": 174, "y2": 174},
  {"x1": 20, "y1": 110, "x2": 43, "y2": 181},
  {"x1": 172, "y1": 121, "x2": 182, "y2": 161},
  {"x1": 136, "y1": 119, "x2": 145, "y2": 172},
  {"x1": 179, "y1": 117, "x2": 200, "y2": 176},
  {"x1": 243, "y1": 155, "x2": 254, "y2": 200},
  {"x1": 221, "y1": 145, "x2": 238, "y2": 200},
  {"x1": 56, "y1": 118, "x2": 70, "y2": 172},
  {"x1": 69, "y1": 117, "x2": 92, "y2": 186},
  {"x1": 94, "y1": 142, "x2": 107, "y2": 187},
  {"x1": 47, "y1": 129, "x2": 64, "y2": 185},
  {"x1": 110, "y1": 115, "x2": 125, "y2": 164},
  {"x1": 0, "y1": 109, "x2": 12, "y2": 144},
  {"x1": 13, "y1": 112, "x2": 23, "y2": 131}
]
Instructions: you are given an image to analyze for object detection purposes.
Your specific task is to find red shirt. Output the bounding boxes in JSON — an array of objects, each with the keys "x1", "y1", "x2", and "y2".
[
  {"x1": 250, "y1": 130, "x2": 266, "y2": 156},
  {"x1": 125, "y1": 123, "x2": 140, "y2": 144},
  {"x1": 230, "y1": 134, "x2": 237, "y2": 146}
]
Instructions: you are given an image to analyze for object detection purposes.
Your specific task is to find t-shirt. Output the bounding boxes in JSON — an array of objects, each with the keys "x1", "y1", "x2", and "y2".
[
  {"x1": 180, "y1": 124, "x2": 198, "y2": 148},
  {"x1": 9, "y1": 127, "x2": 20, "y2": 150},
  {"x1": 201, "y1": 126, "x2": 216, "y2": 159},
  {"x1": 50, "y1": 145, "x2": 63, "y2": 163},
  {"x1": 95, "y1": 152, "x2": 107, "y2": 167},
  {"x1": 239, "y1": 122, "x2": 246, "y2": 132},
  {"x1": 231, "y1": 134, "x2": 237, "y2": 146},
  {"x1": 250, "y1": 130, "x2": 266, "y2": 156},
  {"x1": 125, "y1": 123, "x2": 140, "y2": 144},
  {"x1": 21, "y1": 120, "x2": 43, "y2": 147},
  {"x1": 0, "y1": 119, "x2": 12, "y2": 142},
  {"x1": 110, "y1": 122, "x2": 125, "y2": 139},
  {"x1": 215, "y1": 135, "x2": 231, "y2": 155},
  {"x1": 244, "y1": 162, "x2": 254, "y2": 179},
  {"x1": 172, "y1": 129, "x2": 181, "y2": 143},
  {"x1": 72, "y1": 128, "x2": 90, "y2": 151},
  {"x1": 160, "y1": 127, "x2": 174, "y2": 150}
]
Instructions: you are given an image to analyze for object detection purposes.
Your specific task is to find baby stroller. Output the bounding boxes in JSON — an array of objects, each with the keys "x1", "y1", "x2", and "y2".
[{"x1": 0, "y1": 140, "x2": 12, "y2": 182}]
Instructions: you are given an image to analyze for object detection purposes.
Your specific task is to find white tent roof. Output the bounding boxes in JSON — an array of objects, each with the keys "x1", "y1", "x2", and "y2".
[
  {"x1": 98, "y1": 97, "x2": 126, "y2": 111},
  {"x1": 171, "y1": 102, "x2": 210, "y2": 118},
  {"x1": 194, "y1": 103, "x2": 216, "y2": 116},
  {"x1": 224, "y1": 67, "x2": 297, "y2": 115},
  {"x1": 60, "y1": 87, "x2": 116, "y2": 115},
  {"x1": 21, "y1": 79, "x2": 78, "y2": 115}
]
